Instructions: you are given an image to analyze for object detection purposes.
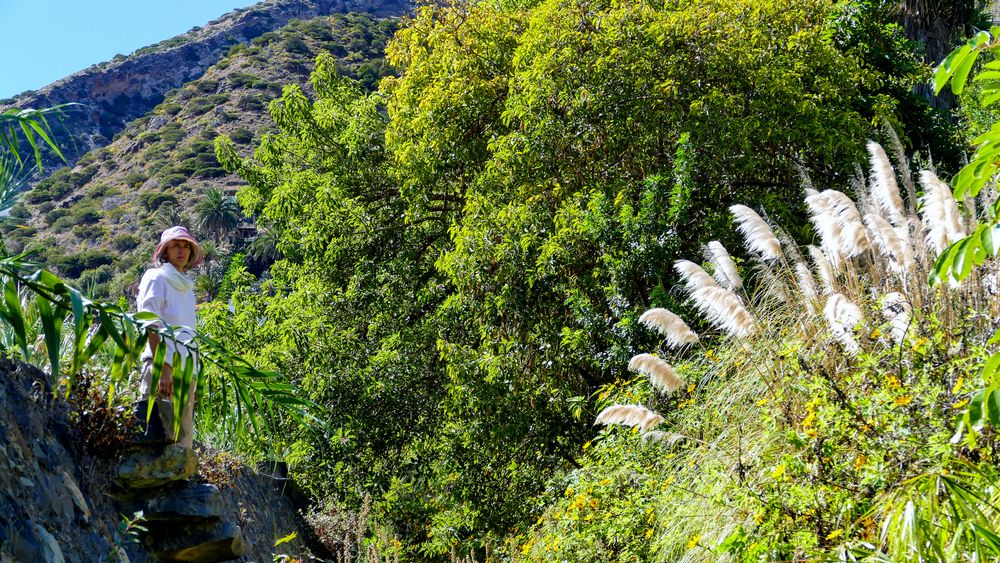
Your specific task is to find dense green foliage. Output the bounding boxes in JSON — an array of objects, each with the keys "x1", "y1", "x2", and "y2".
[{"x1": 205, "y1": 0, "x2": 966, "y2": 557}]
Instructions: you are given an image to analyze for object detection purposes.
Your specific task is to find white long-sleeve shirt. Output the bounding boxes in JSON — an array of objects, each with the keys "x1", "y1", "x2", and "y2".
[{"x1": 137, "y1": 267, "x2": 197, "y2": 366}]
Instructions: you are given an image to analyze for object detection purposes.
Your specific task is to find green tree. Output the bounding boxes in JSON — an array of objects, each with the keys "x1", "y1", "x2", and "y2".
[{"x1": 193, "y1": 187, "x2": 242, "y2": 244}]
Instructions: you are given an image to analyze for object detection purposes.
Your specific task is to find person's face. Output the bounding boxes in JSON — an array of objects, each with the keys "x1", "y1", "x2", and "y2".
[{"x1": 165, "y1": 240, "x2": 192, "y2": 271}]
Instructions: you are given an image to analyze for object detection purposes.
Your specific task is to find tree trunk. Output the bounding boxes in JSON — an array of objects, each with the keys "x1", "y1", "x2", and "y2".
[{"x1": 903, "y1": 0, "x2": 979, "y2": 108}]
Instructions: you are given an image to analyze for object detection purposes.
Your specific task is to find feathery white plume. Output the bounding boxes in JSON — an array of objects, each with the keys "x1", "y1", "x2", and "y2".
[
  {"x1": 805, "y1": 191, "x2": 845, "y2": 268},
  {"x1": 868, "y1": 141, "x2": 907, "y2": 227},
  {"x1": 628, "y1": 354, "x2": 684, "y2": 392},
  {"x1": 674, "y1": 260, "x2": 720, "y2": 294},
  {"x1": 730, "y1": 205, "x2": 783, "y2": 261},
  {"x1": 824, "y1": 293, "x2": 864, "y2": 354},
  {"x1": 595, "y1": 404, "x2": 664, "y2": 432},
  {"x1": 808, "y1": 245, "x2": 836, "y2": 295},
  {"x1": 690, "y1": 286, "x2": 756, "y2": 337},
  {"x1": 806, "y1": 190, "x2": 870, "y2": 261},
  {"x1": 880, "y1": 292, "x2": 911, "y2": 345},
  {"x1": 638, "y1": 308, "x2": 699, "y2": 348},
  {"x1": 794, "y1": 261, "x2": 819, "y2": 310},
  {"x1": 705, "y1": 241, "x2": 743, "y2": 292},
  {"x1": 919, "y1": 170, "x2": 965, "y2": 256},
  {"x1": 865, "y1": 213, "x2": 916, "y2": 276}
]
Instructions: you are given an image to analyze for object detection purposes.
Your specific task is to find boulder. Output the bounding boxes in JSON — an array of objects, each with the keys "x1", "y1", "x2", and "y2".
[
  {"x1": 147, "y1": 521, "x2": 247, "y2": 562},
  {"x1": 127, "y1": 482, "x2": 223, "y2": 523},
  {"x1": 116, "y1": 444, "x2": 198, "y2": 489}
]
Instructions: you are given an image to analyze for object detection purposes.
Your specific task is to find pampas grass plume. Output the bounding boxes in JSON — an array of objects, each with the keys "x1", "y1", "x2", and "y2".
[
  {"x1": 638, "y1": 308, "x2": 699, "y2": 347},
  {"x1": 824, "y1": 293, "x2": 864, "y2": 354},
  {"x1": 706, "y1": 241, "x2": 743, "y2": 292},
  {"x1": 675, "y1": 260, "x2": 720, "y2": 294},
  {"x1": 868, "y1": 141, "x2": 907, "y2": 227},
  {"x1": 919, "y1": 170, "x2": 965, "y2": 256},
  {"x1": 808, "y1": 245, "x2": 836, "y2": 295},
  {"x1": 881, "y1": 292, "x2": 911, "y2": 345},
  {"x1": 794, "y1": 261, "x2": 819, "y2": 311},
  {"x1": 628, "y1": 353, "x2": 684, "y2": 392},
  {"x1": 730, "y1": 205, "x2": 783, "y2": 261},
  {"x1": 595, "y1": 404, "x2": 664, "y2": 432},
  {"x1": 691, "y1": 286, "x2": 756, "y2": 337},
  {"x1": 865, "y1": 213, "x2": 916, "y2": 276}
]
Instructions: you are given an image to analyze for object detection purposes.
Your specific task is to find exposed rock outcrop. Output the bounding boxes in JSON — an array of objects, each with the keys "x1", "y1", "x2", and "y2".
[{"x1": 0, "y1": 359, "x2": 322, "y2": 561}]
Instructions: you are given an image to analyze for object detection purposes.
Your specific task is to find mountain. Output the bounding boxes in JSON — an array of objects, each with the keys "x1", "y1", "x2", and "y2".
[
  {"x1": 4, "y1": 8, "x2": 404, "y2": 296},
  {"x1": 1, "y1": 0, "x2": 407, "y2": 174}
]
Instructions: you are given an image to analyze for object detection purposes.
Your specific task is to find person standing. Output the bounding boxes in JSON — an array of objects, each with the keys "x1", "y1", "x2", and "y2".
[{"x1": 136, "y1": 226, "x2": 203, "y2": 448}]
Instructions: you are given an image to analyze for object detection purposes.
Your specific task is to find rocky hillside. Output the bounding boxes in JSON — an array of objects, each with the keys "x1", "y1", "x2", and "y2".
[
  {"x1": 0, "y1": 358, "x2": 326, "y2": 561},
  {"x1": 6, "y1": 12, "x2": 400, "y2": 297},
  {"x1": 0, "y1": 0, "x2": 408, "y2": 173}
]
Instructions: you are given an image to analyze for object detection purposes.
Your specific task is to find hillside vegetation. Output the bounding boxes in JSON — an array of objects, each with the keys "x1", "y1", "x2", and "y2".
[{"x1": 9, "y1": 13, "x2": 398, "y2": 297}]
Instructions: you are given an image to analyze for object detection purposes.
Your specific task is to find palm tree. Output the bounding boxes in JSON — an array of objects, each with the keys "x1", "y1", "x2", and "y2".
[
  {"x1": 152, "y1": 201, "x2": 187, "y2": 231},
  {"x1": 193, "y1": 187, "x2": 242, "y2": 245},
  {"x1": 0, "y1": 106, "x2": 68, "y2": 254},
  {"x1": 247, "y1": 227, "x2": 281, "y2": 264}
]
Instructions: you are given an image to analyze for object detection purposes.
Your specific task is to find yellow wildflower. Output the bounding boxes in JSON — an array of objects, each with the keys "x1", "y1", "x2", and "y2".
[
  {"x1": 894, "y1": 395, "x2": 913, "y2": 406},
  {"x1": 853, "y1": 454, "x2": 867, "y2": 470},
  {"x1": 953, "y1": 398, "x2": 969, "y2": 409},
  {"x1": 826, "y1": 529, "x2": 843, "y2": 540},
  {"x1": 952, "y1": 377, "x2": 964, "y2": 395},
  {"x1": 686, "y1": 535, "x2": 701, "y2": 549}
]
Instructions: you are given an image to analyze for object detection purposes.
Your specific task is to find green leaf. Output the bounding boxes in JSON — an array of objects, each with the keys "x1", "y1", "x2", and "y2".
[
  {"x1": 171, "y1": 350, "x2": 184, "y2": 440},
  {"x1": 36, "y1": 297, "x2": 63, "y2": 384},
  {"x1": 983, "y1": 352, "x2": 1000, "y2": 384},
  {"x1": 934, "y1": 44, "x2": 972, "y2": 94},
  {"x1": 147, "y1": 341, "x2": 167, "y2": 422},
  {"x1": 274, "y1": 531, "x2": 297, "y2": 546},
  {"x1": 982, "y1": 223, "x2": 1000, "y2": 256},
  {"x1": 986, "y1": 387, "x2": 1000, "y2": 427},
  {"x1": 1, "y1": 280, "x2": 27, "y2": 360},
  {"x1": 969, "y1": 389, "x2": 987, "y2": 428},
  {"x1": 952, "y1": 237, "x2": 978, "y2": 280}
]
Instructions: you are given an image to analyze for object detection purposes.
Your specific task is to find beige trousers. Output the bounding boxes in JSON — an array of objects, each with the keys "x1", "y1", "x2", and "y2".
[{"x1": 139, "y1": 359, "x2": 198, "y2": 448}]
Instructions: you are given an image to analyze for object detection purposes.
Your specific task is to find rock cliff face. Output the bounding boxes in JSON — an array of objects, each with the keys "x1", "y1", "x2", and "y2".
[
  {"x1": 0, "y1": 359, "x2": 323, "y2": 561},
  {"x1": 2, "y1": 0, "x2": 409, "y2": 173}
]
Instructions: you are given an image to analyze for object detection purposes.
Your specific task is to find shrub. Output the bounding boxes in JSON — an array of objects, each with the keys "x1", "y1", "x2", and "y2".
[
  {"x1": 44, "y1": 207, "x2": 69, "y2": 227},
  {"x1": 111, "y1": 234, "x2": 141, "y2": 252},
  {"x1": 47, "y1": 249, "x2": 113, "y2": 278},
  {"x1": 237, "y1": 95, "x2": 265, "y2": 111},
  {"x1": 186, "y1": 98, "x2": 215, "y2": 115},
  {"x1": 229, "y1": 128, "x2": 254, "y2": 144},
  {"x1": 158, "y1": 102, "x2": 182, "y2": 116},
  {"x1": 196, "y1": 80, "x2": 219, "y2": 93},
  {"x1": 137, "y1": 192, "x2": 178, "y2": 211},
  {"x1": 284, "y1": 36, "x2": 311, "y2": 55},
  {"x1": 124, "y1": 172, "x2": 149, "y2": 188},
  {"x1": 70, "y1": 205, "x2": 101, "y2": 225},
  {"x1": 157, "y1": 173, "x2": 188, "y2": 188}
]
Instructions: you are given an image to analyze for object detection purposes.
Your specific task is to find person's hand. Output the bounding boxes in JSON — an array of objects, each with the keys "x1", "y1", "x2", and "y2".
[{"x1": 158, "y1": 364, "x2": 173, "y2": 397}]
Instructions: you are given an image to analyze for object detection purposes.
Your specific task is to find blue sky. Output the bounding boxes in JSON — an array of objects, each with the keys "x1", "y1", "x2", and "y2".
[{"x1": 0, "y1": 0, "x2": 259, "y2": 99}]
